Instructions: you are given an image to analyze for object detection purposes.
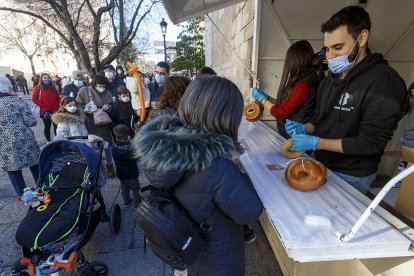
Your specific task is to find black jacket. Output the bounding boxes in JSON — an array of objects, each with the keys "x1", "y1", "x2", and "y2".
[
  {"x1": 62, "y1": 83, "x2": 80, "y2": 98},
  {"x1": 148, "y1": 82, "x2": 164, "y2": 102},
  {"x1": 107, "y1": 77, "x2": 126, "y2": 97},
  {"x1": 311, "y1": 53, "x2": 406, "y2": 176},
  {"x1": 133, "y1": 116, "x2": 263, "y2": 276},
  {"x1": 112, "y1": 141, "x2": 139, "y2": 180},
  {"x1": 111, "y1": 100, "x2": 135, "y2": 131}
]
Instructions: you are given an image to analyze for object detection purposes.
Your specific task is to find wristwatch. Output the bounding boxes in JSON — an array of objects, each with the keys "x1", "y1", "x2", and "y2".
[{"x1": 261, "y1": 97, "x2": 268, "y2": 104}]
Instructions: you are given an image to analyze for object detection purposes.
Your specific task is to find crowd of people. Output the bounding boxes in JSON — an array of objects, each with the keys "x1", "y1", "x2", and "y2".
[{"x1": 0, "y1": 5, "x2": 414, "y2": 276}]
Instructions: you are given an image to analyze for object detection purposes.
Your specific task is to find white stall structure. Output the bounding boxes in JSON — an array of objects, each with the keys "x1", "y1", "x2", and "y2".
[{"x1": 162, "y1": 1, "x2": 414, "y2": 275}]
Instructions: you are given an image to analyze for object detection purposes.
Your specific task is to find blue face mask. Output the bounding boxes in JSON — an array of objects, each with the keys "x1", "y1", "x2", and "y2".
[
  {"x1": 74, "y1": 80, "x2": 84, "y2": 88},
  {"x1": 327, "y1": 34, "x2": 361, "y2": 74},
  {"x1": 155, "y1": 74, "x2": 166, "y2": 85},
  {"x1": 42, "y1": 79, "x2": 51, "y2": 85},
  {"x1": 96, "y1": 87, "x2": 105, "y2": 93}
]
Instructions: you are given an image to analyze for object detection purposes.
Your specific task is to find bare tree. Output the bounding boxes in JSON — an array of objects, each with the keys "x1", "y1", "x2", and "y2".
[
  {"x1": 0, "y1": 0, "x2": 160, "y2": 75},
  {"x1": 0, "y1": 14, "x2": 45, "y2": 75}
]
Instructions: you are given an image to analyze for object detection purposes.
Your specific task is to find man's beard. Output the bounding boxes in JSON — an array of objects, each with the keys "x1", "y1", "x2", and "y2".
[{"x1": 348, "y1": 42, "x2": 360, "y2": 62}]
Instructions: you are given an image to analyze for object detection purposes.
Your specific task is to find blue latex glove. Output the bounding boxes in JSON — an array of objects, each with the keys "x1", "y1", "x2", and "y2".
[
  {"x1": 285, "y1": 119, "x2": 306, "y2": 136},
  {"x1": 292, "y1": 134, "x2": 320, "y2": 152},
  {"x1": 252, "y1": 87, "x2": 268, "y2": 102}
]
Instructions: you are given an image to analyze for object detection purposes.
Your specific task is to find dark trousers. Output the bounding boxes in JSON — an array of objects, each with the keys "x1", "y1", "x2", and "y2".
[
  {"x1": 7, "y1": 165, "x2": 39, "y2": 196},
  {"x1": 20, "y1": 84, "x2": 29, "y2": 95},
  {"x1": 42, "y1": 117, "x2": 57, "y2": 141},
  {"x1": 120, "y1": 177, "x2": 141, "y2": 207}
]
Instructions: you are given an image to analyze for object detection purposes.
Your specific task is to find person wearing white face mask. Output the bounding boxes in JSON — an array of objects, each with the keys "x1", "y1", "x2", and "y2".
[
  {"x1": 52, "y1": 96, "x2": 88, "y2": 139},
  {"x1": 76, "y1": 74, "x2": 116, "y2": 178},
  {"x1": 102, "y1": 64, "x2": 126, "y2": 99},
  {"x1": 62, "y1": 70, "x2": 86, "y2": 98},
  {"x1": 110, "y1": 86, "x2": 136, "y2": 136},
  {"x1": 284, "y1": 6, "x2": 406, "y2": 194}
]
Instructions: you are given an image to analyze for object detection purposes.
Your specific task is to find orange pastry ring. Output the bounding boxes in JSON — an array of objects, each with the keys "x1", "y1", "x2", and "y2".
[
  {"x1": 285, "y1": 159, "x2": 327, "y2": 192},
  {"x1": 280, "y1": 139, "x2": 304, "y2": 159},
  {"x1": 243, "y1": 101, "x2": 263, "y2": 122}
]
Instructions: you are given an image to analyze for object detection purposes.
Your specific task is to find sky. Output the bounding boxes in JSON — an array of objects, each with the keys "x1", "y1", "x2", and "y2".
[{"x1": 147, "y1": 3, "x2": 184, "y2": 43}]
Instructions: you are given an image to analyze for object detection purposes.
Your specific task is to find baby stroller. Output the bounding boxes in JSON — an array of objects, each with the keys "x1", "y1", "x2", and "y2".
[{"x1": 12, "y1": 137, "x2": 121, "y2": 276}]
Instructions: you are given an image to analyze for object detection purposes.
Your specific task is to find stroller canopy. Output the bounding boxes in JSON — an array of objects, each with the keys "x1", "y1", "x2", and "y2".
[{"x1": 38, "y1": 140, "x2": 100, "y2": 179}]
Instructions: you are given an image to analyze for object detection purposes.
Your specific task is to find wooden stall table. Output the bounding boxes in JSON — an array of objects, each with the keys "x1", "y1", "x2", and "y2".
[{"x1": 238, "y1": 119, "x2": 414, "y2": 276}]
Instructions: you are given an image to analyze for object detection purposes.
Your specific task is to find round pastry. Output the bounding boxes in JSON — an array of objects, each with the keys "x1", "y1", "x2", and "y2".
[
  {"x1": 280, "y1": 139, "x2": 304, "y2": 159},
  {"x1": 285, "y1": 159, "x2": 327, "y2": 192},
  {"x1": 243, "y1": 101, "x2": 263, "y2": 122}
]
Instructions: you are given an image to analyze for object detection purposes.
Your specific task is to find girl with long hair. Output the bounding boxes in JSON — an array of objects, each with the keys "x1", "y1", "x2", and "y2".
[
  {"x1": 252, "y1": 40, "x2": 320, "y2": 138},
  {"x1": 32, "y1": 73, "x2": 60, "y2": 141}
]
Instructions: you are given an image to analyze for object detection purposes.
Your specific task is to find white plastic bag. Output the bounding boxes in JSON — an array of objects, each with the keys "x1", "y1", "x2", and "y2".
[{"x1": 31, "y1": 104, "x2": 40, "y2": 118}]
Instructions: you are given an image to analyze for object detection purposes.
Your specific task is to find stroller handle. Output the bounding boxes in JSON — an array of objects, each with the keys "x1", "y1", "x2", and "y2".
[{"x1": 66, "y1": 136, "x2": 89, "y2": 140}]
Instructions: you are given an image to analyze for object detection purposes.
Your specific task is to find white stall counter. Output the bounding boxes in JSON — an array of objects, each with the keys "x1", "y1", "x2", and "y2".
[{"x1": 238, "y1": 118, "x2": 414, "y2": 263}]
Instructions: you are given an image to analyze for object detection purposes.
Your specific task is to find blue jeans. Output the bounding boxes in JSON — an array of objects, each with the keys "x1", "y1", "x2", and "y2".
[
  {"x1": 334, "y1": 171, "x2": 377, "y2": 194},
  {"x1": 7, "y1": 165, "x2": 39, "y2": 196}
]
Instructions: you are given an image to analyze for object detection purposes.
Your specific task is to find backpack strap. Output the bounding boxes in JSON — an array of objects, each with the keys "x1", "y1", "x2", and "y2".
[
  {"x1": 87, "y1": 88, "x2": 94, "y2": 102},
  {"x1": 199, "y1": 208, "x2": 219, "y2": 232},
  {"x1": 178, "y1": 171, "x2": 219, "y2": 233}
]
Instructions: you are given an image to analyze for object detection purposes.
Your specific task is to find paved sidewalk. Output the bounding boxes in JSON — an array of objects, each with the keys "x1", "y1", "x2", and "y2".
[{"x1": 0, "y1": 93, "x2": 282, "y2": 276}]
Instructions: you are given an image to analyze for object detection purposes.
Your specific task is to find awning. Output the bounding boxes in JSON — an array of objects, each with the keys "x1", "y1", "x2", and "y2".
[{"x1": 162, "y1": 0, "x2": 245, "y2": 24}]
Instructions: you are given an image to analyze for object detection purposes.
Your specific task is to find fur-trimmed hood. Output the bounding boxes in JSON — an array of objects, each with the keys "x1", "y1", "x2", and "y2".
[
  {"x1": 51, "y1": 109, "x2": 85, "y2": 124},
  {"x1": 133, "y1": 115, "x2": 235, "y2": 174}
]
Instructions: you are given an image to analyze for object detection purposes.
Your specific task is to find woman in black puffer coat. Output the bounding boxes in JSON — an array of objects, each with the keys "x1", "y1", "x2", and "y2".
[{"x1": 133, "y1": 75, "x2": 263, "y2": 276}]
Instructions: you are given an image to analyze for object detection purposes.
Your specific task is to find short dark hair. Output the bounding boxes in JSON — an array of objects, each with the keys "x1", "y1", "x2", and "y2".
[
  {"x1": 113, "y1": 124, "x2": 131, "y2": 140},
  {"x1": 321, "y1": 6, "x2": 371, "y2": 40},
  {"x1": 197, "y1": 66, "x2": 217, "y2": 76},
  {"x1": 156, "y1": 61, "x2": 170, "y2": 73},
  {"x1": 159, "y1": 76, "x2": 191, "y2": 109},
  {"x1": 178, "y1": 75, "x2": 243, "y2": 141},
  {"x1": 117, "y1": 86, "x2": 130, "y2": 95},
  {"x1": 90, "y1": 74, "x2": 108, "y2": 87}
]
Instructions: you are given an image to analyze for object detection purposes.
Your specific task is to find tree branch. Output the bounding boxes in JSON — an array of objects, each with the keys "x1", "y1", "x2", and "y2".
[
  {"x1": 74, "y1": 0, "x2": 86, "y2": 28},
  {"x1": 0, "y1": 7, "x2": 72, "y2": 47}
]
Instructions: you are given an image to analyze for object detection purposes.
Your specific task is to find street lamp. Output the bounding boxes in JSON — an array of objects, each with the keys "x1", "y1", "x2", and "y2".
[{"x1": 160, "y1": 18, "x2": 168, "y2": 62}]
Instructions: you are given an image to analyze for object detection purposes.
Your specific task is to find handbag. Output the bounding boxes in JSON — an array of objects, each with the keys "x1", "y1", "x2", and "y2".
[
  {"x1": 93, "y1": 109, "x2": 112, "y2": 125},
  {"x1": 88, "y1": 88, "x2": 112, "y2": 125}
]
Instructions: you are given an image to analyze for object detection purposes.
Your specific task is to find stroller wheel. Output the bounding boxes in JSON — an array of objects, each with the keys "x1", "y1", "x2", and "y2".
[
  {"x1": 110, "y1": 204, "x2": 121, "y2": 234},
  {"x1": 89, "y1": 262, "x2": 108, "y2": 276}
]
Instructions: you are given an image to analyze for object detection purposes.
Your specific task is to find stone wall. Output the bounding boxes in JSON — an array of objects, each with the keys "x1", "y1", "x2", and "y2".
[{"x1": 204, "y1": 0, "x2": 255, "y2": 98}]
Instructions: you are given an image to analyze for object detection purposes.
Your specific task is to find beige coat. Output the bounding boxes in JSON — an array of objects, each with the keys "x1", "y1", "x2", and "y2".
[{"x1": 76, "y1": 87, "x2": 113, "y2": 144}]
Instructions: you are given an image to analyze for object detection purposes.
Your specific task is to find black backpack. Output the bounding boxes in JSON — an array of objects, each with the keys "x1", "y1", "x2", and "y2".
[{"x1": 134, "y1": 184, "x2": 218, "y2": 271}]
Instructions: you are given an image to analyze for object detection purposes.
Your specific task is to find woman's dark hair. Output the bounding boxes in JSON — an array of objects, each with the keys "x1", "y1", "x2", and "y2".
[
  {"x1": 90, "y1": 74, "x2": 108, "y2": 88},
  {"x1": 321, "y1": 6, "x2": 371, "y2": 40},
  {"x1": 159, "y1": 76, "x2": 191, "y2": 109},
  {"x1": 197, "y1": 66, "x2": 217, "y2": 76},
  {"x1": 178, "y1": 75, "x2": 243, "y2": 141},
  {"x1": 276, "y1": 40, "x2": 315, "y2": 105},
  {"x1": 38, "y1": 73, "x2": 57, "y2": 92},
  {"x1": 403, "y1": 81, "x2": 414, "y2": 116}
]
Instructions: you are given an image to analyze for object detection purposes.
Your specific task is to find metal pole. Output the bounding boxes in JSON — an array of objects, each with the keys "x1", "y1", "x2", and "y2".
[{"x1": 163, "y1": 34, "x2": 167, "y2": 62}]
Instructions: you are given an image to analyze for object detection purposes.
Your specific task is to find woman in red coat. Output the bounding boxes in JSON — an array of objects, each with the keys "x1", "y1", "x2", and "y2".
[{"x1": 32, "y1": 73, "x2": 60, "y2": 141}]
